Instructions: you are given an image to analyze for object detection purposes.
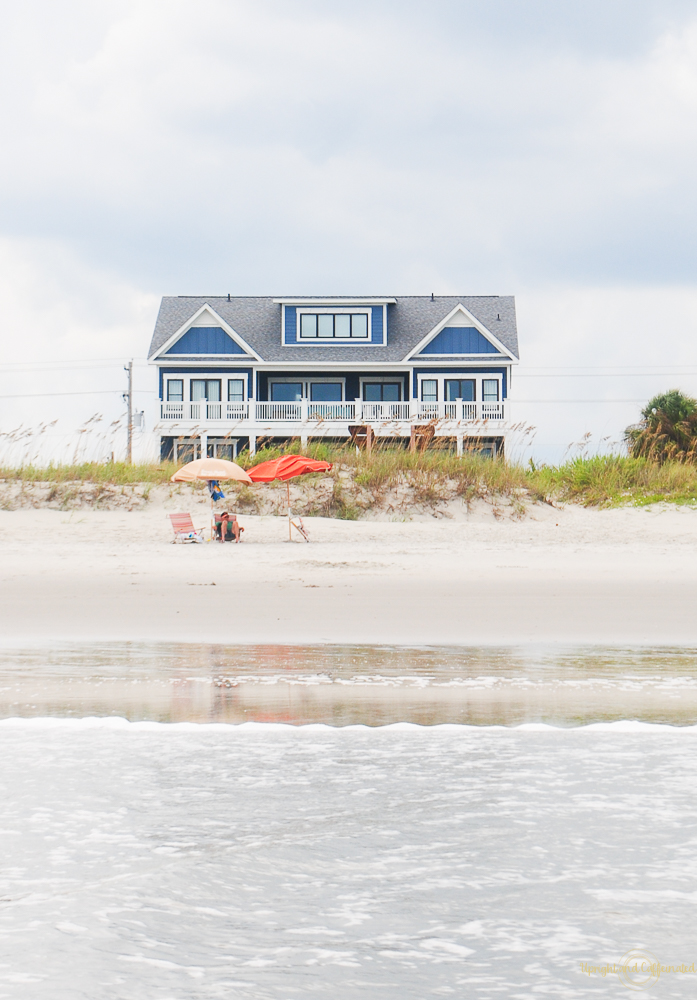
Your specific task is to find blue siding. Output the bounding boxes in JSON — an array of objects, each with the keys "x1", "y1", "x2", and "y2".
[
  {"x1": 371, "y1": 306, "x2": 383, "y2": 343},
  {"x1": 165, "y1": 327, "x2": 246, "y2": 355},
  {"x1": 412, "y1": 367, "x2": 508, "y2": 398},
  {"x1": 420, "y1": 327, "x2": 498, "y2": 355},
  {"x1": 284, "y1": 306, "x2": 297, "y2": 344}
]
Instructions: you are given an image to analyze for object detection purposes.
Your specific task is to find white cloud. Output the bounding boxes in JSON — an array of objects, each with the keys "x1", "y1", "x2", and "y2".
[
  {"x1": 0, "y1": 237, "x2": 157, "y2": 462},
  {"x1": 1, "y1": 1, "x2": 697, "y2": 459},
  {"x1": 515, "y1": 284, "x2": 697, "y2": 461}
]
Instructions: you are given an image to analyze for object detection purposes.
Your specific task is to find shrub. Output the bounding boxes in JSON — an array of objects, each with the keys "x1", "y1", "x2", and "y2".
[{"x1": 625, "y1": 390, "x2": 697, "y2": 463}]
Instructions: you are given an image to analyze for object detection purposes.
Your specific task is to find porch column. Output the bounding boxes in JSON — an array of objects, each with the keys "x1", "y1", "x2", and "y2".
[
  {"x1": 200, "y1": 432, "x2": 208, "y2": 461},
  {"x1": 300, "y1": 396, "x2": 309, "y2": 450},
  {"x1": 249, "y1": 435, "x2": 256, "y2": 456},
  {"x1": 456, "y1": 433, "x2": 464, "y2": 458}
]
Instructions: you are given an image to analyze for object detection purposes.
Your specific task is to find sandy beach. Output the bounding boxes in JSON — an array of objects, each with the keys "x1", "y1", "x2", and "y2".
[{"x1": 1, "y1": 490, "x2": 696, "y2": 646}]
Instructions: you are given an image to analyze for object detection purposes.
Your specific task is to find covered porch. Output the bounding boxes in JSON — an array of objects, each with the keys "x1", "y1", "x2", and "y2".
[{"x1": 157, "y1": 368, "x2": 509, "y2": 459}]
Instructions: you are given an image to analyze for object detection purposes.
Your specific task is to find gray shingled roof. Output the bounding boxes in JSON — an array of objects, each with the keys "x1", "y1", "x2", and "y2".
[{"x1": 148, "y1": 295, "x2": 519, "y2": 362}]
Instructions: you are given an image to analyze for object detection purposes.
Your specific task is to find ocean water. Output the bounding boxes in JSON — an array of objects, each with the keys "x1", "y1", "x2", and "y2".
[
  {"x1": 2, "y1": 642, "x2": 697, "y2": 726},
  {"x1": 1, "y1": 646, "x2": 697, "y2": 998}
]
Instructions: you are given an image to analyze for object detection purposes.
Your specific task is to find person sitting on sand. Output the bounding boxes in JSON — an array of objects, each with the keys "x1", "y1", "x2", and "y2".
[{"x1": 217, "y1": 511, "x2": 244, "y2": 543}]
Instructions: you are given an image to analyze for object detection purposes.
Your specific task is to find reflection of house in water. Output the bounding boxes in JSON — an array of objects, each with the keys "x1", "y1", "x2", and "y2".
[{"x1": 148, "y1": 294, "x2": 519, "y2": 459}]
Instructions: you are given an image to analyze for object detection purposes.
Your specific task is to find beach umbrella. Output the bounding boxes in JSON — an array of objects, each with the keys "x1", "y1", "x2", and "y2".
[
  {"x1": 246, "y1": 455, "x2": 332, "y2": 483},
  {"x1": 170, "y1": 458, "x2": 252, "y2": 484},
  {"x1": 171, "y1": 458, "x2": 253, "y2": 540},
  {"x1": 247, "y1": 454, "x2": 333, "y2": 541}
]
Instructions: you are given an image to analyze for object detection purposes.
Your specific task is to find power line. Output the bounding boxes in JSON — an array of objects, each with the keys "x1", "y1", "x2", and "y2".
[
  {"x1": 515, "y1": 399, "x2": 650, "y2": 403},
  {"x1": 518, "y1": 364, "x2": 697, "y2": 370},
  {"x1": 0, "y1": 366, "x2": 141, "y2": 374},
  {"x1": 0, "y1": 359, "x2": 150, "y2": 372},
  {"x1": 0, "y1": 389, "x2": 156, "y2": 400},
  {"x1": 517, "y1": 371, "x2": 697, "y2": 378}
]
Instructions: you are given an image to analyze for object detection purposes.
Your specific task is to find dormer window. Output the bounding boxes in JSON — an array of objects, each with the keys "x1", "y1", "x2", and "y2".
[{"x1": 298, "y1": 310, "x2": 370, "y2": 340}]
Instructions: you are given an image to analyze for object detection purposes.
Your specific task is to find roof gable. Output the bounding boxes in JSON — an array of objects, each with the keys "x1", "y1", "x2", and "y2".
[
  {"x1": 165, "y1": 326, "x2": 246, "y2": 355},
  {"x1": 404, "y1": 303, "x2": 515, "y2": 361},
  {"x1": 418, "y1": 326, "x2": 499, "y2": 355},
  {"x1": 151, "y1": 303, "x2": 261, "y2": 361}
]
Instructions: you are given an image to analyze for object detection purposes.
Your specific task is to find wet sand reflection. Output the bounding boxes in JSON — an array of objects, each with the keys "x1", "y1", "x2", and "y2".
[{"x1": 1, "y1": 643, "x2": 697, "y2": 725}]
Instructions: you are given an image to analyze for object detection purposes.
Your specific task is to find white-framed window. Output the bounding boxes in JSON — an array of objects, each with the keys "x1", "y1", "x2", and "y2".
[
  {"x1": 417, "y1": 374, "x2": 503, "y2": 402},
  {"x1": 444, "y1": 378, "x2": 476, "y2": 402},
  {"x1": 359, "y1": 377, "x2": 403, "y2": 402},
  {"x1": 162, "y1": 375, "x2": 247, "y2": 403},
  {"x1": 482, "y1": 379, "x2": 499, "y2": 402},
  {"x1": 269, "y1": 377, "x2": 345, "y2": 402},
  {"x1": 191, "y1": 378, "x2": 221, "y2": 402},
  {"x1": 166, "y1": 379, "x2": 184, "y2": 402},
  {"x1": 228, "y1": 379, "x2": 245, "y2": 402},
  {"x1": 297, "y1": 309, "x2": 370, "y2": 341},
  {"x1": 420, "y1": 379, "x2": 438, "y2": 403}
]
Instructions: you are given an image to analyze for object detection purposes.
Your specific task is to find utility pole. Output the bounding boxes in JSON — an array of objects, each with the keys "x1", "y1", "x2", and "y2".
[{"x1": 124, "y1": 360, "x2": 133, "y2": 464}]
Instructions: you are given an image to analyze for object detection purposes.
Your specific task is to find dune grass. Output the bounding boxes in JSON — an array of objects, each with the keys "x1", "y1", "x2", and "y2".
[
  {"x1": 242, "y1": 440, "x2": 697, "y2": 506},
  {"x1": 0, "y1": 461, "x2": 180, "y2": 485},
  {"x1": 532, "y1": 454, "x2": 697, "y2": 507},
  {"x1": 1, "y1": 448, "x2": 697, "y2": 509}
]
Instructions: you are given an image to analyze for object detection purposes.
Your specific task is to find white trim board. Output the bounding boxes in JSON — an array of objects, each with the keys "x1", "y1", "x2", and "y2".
[
  {"x1": 273, "y1": 298, "x2": 396, "y2": 305},
  {"x1": 156, "y1": 360, "x2": 513, "y2": 371}
]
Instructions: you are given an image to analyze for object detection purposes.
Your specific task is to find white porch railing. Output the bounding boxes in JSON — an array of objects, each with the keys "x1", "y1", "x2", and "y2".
[
  {"x1": 160, "y1": 401, "x2": 250, "y2": 421},
  {"x1": 360, "y1": 402, "x2": 411, "y2": 421},
  {"x1": 418, "y1": 401, "x2": 504, "y2": 421},
  {"x1": 254, "y1": 401, "x2": 302, "y2": 421},
  {"x1": 308, "y1": 402, "x2": 357, "y2": 421},
  {"x1": 160, "y1": 399, "x2": 506, "y2": 423},
  {"x1": 227, "y1": 402, "x2": 249, "y2": 420}
]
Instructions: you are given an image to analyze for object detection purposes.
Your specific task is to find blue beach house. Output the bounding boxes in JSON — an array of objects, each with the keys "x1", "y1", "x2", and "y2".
[{"x1": 148, "y1": 295, "x2": 519, "y2": 460}]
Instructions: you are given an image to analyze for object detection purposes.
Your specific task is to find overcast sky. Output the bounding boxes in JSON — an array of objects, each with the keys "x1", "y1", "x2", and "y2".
[{"x1": 2, "y1": 0, "x2": 697, "y2": 462}]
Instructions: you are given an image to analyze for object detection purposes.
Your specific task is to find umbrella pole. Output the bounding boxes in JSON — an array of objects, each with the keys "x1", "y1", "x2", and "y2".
[{"x1": 287, "y1": 480, "x2": 291, "y2": 542}]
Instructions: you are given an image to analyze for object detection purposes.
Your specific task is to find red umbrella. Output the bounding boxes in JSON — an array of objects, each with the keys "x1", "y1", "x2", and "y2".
[
  {"x1": 247, "y1": 454, "x2": 333, "y2": 541},
  {"x1": 247, "y1": 455, "x2": 332, "y2": 482}
]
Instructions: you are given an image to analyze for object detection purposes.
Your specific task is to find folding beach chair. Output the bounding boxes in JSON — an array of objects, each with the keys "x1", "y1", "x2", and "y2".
[
  {"x1": 213, "y1": 512, "x2": 244, "y2": 543},
  {"x1": 290, "y1": 515, "x2": 309, "y2": 542},
  {"x1": 168, "y1": 513, "x2": 205, "y2": 543}
]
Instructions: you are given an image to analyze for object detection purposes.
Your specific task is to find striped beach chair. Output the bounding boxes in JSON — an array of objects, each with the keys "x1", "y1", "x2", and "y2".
[{"x1": 168, "y1": 513, "x2": 205, "y2": 543}]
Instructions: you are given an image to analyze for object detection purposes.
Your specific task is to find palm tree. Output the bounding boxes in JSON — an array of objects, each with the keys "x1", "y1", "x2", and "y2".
[{"x1": 625, "y1": 390, "x2": 697, "y2": 463}]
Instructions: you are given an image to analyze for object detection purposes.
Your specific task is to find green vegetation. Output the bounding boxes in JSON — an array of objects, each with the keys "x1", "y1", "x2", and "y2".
[
  {"x1": 2, "y1": 440, "x2": 697, "y2": 510},
  {"x1": 531, "y1": 455, "x2": 697, "y2": 507},
  {"x1": 0, "y1": 461, "x2": 180, "y2": 484},
  {"x1": 625, "y1": 389, "x2": 697, "y2": 464}
]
